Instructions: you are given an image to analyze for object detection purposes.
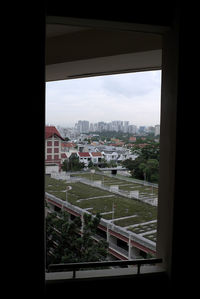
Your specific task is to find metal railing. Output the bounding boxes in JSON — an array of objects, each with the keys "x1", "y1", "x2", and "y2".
[{"x1": 47, "y1": 258, "x2": 162, "y2": 278}]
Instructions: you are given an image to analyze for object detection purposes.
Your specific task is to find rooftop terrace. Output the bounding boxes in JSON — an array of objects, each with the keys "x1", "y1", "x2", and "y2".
[{"x1": 45, "y1": 172, "x2": 158, "y2": 243}]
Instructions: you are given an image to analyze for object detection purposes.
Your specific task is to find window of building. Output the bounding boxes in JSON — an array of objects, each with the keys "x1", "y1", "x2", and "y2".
[{"x1": 45, "y1": 16, "x2": 178, "y2": 281}]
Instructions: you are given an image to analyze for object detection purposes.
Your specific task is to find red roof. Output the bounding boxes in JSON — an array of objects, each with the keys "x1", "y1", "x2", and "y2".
[
  {"x1": 45, "y1": 126, "x2": 64, "y2": 140},
  {"x1": 78, "y1": 152, "x2": 90, "y2": 157},
  {"x1": 90, "y1": 152, "x2": 102, "y2": 157},
  {"x1": 61, "y1": 142, "x2": 76, "y2": 147}
]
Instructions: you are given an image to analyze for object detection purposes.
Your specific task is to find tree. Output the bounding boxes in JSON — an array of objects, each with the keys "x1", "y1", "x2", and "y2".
[
  {"x1": 88, "y1": 160, "x2": 94, "y2": 168},
  {"x1": 122, "y1": 157, "x2": 145, "y2": 180},
  {"x1": 46, "y1": 211, "x2": 108, "y2": 267},
  {"x1": 123, "y1": 143, "x2": 160, "y2": 183},
  {"x1": 61, "y1": 154, "x2": 85, "y2": 172}
]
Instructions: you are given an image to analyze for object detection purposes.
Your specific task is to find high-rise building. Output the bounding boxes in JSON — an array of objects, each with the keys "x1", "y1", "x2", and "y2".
[
  {"x1": 77, "y1": 120, "x2": 89, "y2": 133},
  {"x1": 128, "y1": 125, "x2": 137, "y2": 134},
  {"x1": 123, "y1": 121, "x2": 129, "y2": 132}
]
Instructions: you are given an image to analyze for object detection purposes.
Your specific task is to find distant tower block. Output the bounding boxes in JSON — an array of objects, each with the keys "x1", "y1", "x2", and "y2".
[{"x1": 130, "y1": 190, "x2": 139, "y2": 199}]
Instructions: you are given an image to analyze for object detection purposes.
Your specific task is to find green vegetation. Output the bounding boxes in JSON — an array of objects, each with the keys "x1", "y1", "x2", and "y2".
[
  {"x1": 46, "y1": 211, "x2": 108, "y2": 266},
  {"x1": 70, "y1": 172, "x2": 158, "y2": 195},
  {"x1": 62, "y1": 154, "x2": 84, "y2": 172},
  {"x1": 122, "y1": 142, "x2": 160, "y2": 183},
  {"x1": 45, "y1": 175, "x2": 157, "y2": 227}
]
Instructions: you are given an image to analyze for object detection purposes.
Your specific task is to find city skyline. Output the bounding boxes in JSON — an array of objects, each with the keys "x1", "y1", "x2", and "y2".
[{"x1": 46, "y1": 70, "x2": 161, "y2": 127}]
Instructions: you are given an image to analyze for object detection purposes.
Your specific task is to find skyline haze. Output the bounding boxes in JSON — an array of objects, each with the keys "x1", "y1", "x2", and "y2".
[{"x1": 46, "y1": 70, "x2": 161, "y2": 128}]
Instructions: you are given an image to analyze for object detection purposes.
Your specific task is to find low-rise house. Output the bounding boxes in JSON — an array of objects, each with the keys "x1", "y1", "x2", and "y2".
[
  {"x1": 61, "y1": 142, "x2": 78, "y2": 158},
  {"x1": 90, "y1": 152, "x2": 102, "y2": 165},
  {"x1": 77, "y1": 152, "x2": 91, "y2": 166},
  {"x1": 102, "y1": 151, "x2": 118, "y2": 162}
]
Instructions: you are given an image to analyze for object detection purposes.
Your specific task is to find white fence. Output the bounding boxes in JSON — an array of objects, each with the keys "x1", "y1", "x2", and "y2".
[{"x1": 51, "y1": 171, "x2": 70, "y2": 180}]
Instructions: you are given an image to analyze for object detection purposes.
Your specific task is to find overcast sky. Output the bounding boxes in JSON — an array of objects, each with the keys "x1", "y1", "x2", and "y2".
[{"x1": 45, "y1": 70, "x2": 161, "y2": 128}]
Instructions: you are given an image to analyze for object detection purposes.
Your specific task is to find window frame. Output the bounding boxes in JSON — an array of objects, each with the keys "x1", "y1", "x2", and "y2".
[{"x1": 45, "y1": 16, "x2": 179, "y2": 282}]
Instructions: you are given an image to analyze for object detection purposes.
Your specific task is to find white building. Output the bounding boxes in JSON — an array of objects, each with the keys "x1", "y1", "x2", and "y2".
[
  {"x1": 77, "y1": 152, "x2": 91, "y2": 166},
  {"x1": 90, "y1": 152, "x2": 102, "y2": 165}
]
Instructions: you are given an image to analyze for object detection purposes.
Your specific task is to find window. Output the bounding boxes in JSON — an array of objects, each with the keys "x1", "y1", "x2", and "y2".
[
  {"x1": 45, "y1": 16, "x2": 178, "y2": 281},
  {"x1": 47, "y1": 155, "x2": 52, "y2": 161},
  {"x1": 45, "y1": 70, "x2": 161, "y2": 269}
]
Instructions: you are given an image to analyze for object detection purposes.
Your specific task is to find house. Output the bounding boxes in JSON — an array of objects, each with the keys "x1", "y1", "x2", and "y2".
[
  {"x1": 129, "y1": 136, "x2": 137, "y2": 142},
  {"x1": 61, "y1": 142, "x2": 77, "y2": 158},
  {"x1": 77, "y1": 152, "x2": 91, "y2": 166},
  {"x1": 90, "y1": 152, "x2": 102, "y2": 165},
  {"x1": 102, "y1": 151, "x2": 118, "y2": 162},
  {"x1": 45, "y1": 126, "x2": 64, "y2": 173}
]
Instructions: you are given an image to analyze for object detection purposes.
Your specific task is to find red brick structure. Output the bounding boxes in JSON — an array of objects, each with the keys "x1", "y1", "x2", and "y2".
[{"x1": 45, "y1": 126, "x2": 64, "y2": 172}]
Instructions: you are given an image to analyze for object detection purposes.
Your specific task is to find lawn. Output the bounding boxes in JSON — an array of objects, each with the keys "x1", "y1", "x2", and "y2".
[
  {"x1": 45, "y1": 175, "x2": 157, "y2": 228},
  {"x1": 71, "y1": 172, "x2": 158, "y2": 196}
]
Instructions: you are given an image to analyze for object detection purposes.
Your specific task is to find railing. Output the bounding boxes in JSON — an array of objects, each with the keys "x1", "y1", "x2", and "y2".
[{"x1": 47, "y1": 258, "x2": 162, "y2": 279}]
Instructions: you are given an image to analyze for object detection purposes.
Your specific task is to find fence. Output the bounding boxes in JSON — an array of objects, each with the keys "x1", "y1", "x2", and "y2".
[{"x1": 71, "y1": 176, "x2": 157, "y2": 206}]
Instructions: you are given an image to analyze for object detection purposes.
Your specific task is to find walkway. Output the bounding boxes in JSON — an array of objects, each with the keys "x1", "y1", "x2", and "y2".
[
  {"x1": 124, "y1": 219, "x2": 157, "y2": 229},
  {"x1": 77, "y1": 194, "x2": 115, "y2": 203},
  {"x1": 108, "y1": 214, "x2": 138, "y2": 223}
]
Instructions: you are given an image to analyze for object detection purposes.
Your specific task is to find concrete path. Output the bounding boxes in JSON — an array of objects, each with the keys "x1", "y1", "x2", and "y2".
[
  {"x1": 77, "y1": 194, "x2": 115, "y2": 203},
  {"x1": 124, "y1": 219, "x2": 157, "y2": 229},
  {"x1": 109, "y1": 214, "x2": 138, "y2": 223}
]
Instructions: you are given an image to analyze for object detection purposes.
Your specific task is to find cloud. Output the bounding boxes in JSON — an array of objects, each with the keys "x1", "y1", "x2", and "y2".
[{"x1": 45, "y1": 71, "x2": 161, "y2": 127}]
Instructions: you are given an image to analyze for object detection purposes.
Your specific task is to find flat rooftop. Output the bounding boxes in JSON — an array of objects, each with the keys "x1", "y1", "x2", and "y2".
[{"x1": 45, "y1": 172, "x2": 158, "y2": 243}]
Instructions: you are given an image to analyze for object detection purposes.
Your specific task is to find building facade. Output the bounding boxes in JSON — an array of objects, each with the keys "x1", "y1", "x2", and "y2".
[{"x1": 45, "y1": 126, "x2": 64, "y2": 172}]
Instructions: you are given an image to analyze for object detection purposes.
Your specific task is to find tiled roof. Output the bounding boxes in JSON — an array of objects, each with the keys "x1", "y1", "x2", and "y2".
[
  {"x1": 78, "y1": 152, "x2": 90, "y2": 157},
  {"x1": 61, "y1": 142, "x2": 76, "y2": 147},
  {"x1": 90, "y1": 152, "x2": 102, "y2": 157},
  {"x1": 45, "y1": 126, "x2": 64, "y2": 140}
]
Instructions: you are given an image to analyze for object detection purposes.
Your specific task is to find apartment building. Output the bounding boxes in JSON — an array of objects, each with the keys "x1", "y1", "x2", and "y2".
[{"x1": 45, "y1": 126, "x2": 64, "y2": 172}]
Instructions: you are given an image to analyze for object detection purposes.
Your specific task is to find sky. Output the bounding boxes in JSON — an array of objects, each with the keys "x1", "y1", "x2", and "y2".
[{"x1": 45, "y1": 70, "x2": 161, "y2": 128}]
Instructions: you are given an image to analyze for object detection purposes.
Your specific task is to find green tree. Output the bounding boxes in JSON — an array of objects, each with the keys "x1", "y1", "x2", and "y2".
[
  {"x1": 88, "y1": 160, "x2": 94, "y2": 168},
  {"x1": 61, "y1": 154, "x2": 85, "y2": 172},
  {"x1": 46, "y1": 211, "x2": 108, "y2": 267},
  {"x1": 123, "y1": 143, "x2": 160, "y2": 183}
]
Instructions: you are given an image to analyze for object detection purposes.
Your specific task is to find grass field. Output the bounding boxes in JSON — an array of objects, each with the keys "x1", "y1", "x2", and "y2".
[
  {"x1": 71, "y1": 172, "x2": 158, "y2": 196},
  {"x1": 45, "y1": 175, "x2": 157, "y2": 230}
]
